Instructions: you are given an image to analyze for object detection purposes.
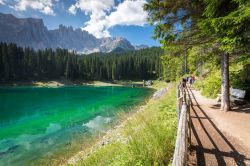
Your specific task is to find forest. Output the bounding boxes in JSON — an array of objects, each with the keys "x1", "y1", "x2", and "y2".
[{"x1": 0, "y1": 43, "x2": 163, "y2": 82}]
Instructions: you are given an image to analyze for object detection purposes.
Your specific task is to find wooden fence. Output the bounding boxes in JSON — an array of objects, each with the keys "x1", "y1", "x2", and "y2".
[{"x1": 172, "y1": 84, "x2": 191, "y2": 166}]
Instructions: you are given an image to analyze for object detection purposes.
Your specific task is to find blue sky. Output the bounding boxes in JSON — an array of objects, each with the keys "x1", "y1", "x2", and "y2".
[{"x1": 0, "y1": 0, "x2": 160, "y2": 46}]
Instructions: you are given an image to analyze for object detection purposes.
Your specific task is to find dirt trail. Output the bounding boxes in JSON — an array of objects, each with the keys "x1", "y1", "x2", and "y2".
[{"x1": 187, "y1": 87, "x2": 250, "y2": 166}]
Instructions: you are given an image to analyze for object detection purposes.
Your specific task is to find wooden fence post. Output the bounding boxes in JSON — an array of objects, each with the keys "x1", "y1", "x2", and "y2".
[
  {"x1": 180, "y1": 97, "x2": 183, "y2": 120},
  {"x1": 173, "y1": 104, "x2": 188, "y2": 166},
  {"x1": 187, "y1": 99, "x2": 191, "y2": 146},
  {"x1": 184, "y1": 104, "x2": 188, "y2": 166},
  {"x1": 183, "y1": 90, "x2": 187, "y2": 104},
  {"x1": 176, "y1": 84, "x2": 180, "y2": 122}
]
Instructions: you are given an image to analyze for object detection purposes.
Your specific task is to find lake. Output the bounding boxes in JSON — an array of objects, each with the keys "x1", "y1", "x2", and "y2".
[{"x1": 0, "y1": 86, "x2": 153, "y2": 165}]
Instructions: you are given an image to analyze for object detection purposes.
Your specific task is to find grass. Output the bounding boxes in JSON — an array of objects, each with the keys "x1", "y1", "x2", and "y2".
[
  {"x1": 70, "y1": 82, "x2": 177, "y2": 166},
  {"x1": 151, "y1": 80, "x2": 170, "y2": 90}
]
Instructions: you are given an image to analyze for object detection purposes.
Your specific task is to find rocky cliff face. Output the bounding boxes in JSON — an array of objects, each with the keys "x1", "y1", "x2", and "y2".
[
  {"x1": 0, "y1": 13, "x2": 138, "y2": 54},
  {"x1": 49, "y1": 25, "x2": 100, "y2": 53},
  {"x1": 99, "y1": 37, "x2": 135, "y2": 52},
  {"x1": 0, "y1": 13, "x2": 51, "y2": 49}
]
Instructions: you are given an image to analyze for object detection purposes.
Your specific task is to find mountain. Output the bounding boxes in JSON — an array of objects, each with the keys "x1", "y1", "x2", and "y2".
[
  {"x1": 110, "y1": 47, "x2": 128, "y2": 53},
  {"x1": 0, "y1": 13, "x2": 141, "y2": 54},
  {"x1": 0, "y1": 13, "x2": 51, "y2": 49},
  {"x1": 99, "y1": 37, "x2": 135, "y2": 52},
  {"x1": 134, "y1": 44, "x2": 149, "y2": 50}
]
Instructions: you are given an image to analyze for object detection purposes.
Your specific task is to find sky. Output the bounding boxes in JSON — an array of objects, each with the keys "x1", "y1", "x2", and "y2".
[{"x1": 0, "y1": 0, "x2": 160, "y2": 46}]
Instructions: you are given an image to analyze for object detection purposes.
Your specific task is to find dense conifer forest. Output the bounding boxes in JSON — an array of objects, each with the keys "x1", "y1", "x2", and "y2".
[{"x1": 0, "y1": 43, "x2": 163, "y2": 81}]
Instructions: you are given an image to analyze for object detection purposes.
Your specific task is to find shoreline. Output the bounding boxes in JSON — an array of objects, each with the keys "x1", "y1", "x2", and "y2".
[
  {"x1": 66, "y1": 83, "x2": 170, "y2": 165},
  {"x1": 0, "y1": 80, "x2": 146, "y2": 88}
]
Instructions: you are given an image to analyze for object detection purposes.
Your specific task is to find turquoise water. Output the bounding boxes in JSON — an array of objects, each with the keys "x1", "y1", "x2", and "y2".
[{"x1": 0, "y1": 86, "x2": 153, "y2": 165}]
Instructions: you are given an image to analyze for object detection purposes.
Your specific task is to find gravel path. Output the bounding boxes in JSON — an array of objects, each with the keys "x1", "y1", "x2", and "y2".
[{"x1": 187, "y1": 87, "x2": 250, "y2": 166}]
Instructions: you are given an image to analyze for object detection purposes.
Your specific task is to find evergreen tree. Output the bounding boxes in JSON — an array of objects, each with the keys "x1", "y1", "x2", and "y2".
[{"x1": 0, "y1": 43, "x2": 163, "y2": 82}]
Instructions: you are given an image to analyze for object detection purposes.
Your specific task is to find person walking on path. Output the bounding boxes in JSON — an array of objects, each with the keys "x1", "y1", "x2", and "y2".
[
  {"x1": 181, "y1": 77, "x2": 187, "y2": 88},
  {"x1": 189, "y1": 76, "x2": 193, "y2": 87},
  {"x1": 192, "y1": 75, "x2": 195, "y2": 83}
]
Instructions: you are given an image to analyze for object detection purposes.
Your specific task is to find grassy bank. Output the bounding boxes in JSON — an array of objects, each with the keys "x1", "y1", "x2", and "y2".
[{"x1": 69, "y1": 82, "x2": 177, "y2": 166}]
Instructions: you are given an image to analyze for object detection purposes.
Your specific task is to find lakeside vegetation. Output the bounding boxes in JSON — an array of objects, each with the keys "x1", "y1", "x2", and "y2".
[{"x1": 68, "y1": 82, "x2": 176, "y2": 166}]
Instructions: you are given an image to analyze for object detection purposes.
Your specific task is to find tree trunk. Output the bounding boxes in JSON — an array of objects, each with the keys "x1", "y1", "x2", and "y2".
[{"x1": 220, "y1": 53, "x2": 230, "y2": 111}]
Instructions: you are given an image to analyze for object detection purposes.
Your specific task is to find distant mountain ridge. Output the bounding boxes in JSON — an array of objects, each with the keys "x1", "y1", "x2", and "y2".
[
  {"x1": 134, "y1": 44, "x2": 149, "y2": 50},
  {"x1": 0, "y1": 13, "x2": 147, "y2": 54}
]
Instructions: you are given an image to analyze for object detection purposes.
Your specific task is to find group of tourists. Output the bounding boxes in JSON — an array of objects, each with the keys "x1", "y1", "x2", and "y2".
[{"x1": 181, "y1": 75, "x2": 196, "y2": 88}]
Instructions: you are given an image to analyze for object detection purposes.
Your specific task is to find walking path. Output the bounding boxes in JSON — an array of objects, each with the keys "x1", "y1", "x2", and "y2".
[{"x1": 187, "y1": 87, "x2": 250, "y2": 166}]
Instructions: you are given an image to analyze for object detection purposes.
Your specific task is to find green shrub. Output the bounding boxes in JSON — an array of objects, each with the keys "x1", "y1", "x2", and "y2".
[
  {"x1": 194, "y1": 70, "x2": 221, "y2": 98},
  {"x1": 193, "y1": 79, "x2": 204, "y2": 91},
  {"x1": 230, "y1": 62, "x2": 250, "y2": 91}
]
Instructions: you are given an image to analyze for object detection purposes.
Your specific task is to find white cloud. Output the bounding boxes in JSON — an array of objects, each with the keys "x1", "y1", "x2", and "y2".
[
  {"x1": 68, "y1": 0, "x2": 115, "y2": 38},
  {"x1": 68, "y1": 4, "x2": 77, "y2": 15},
  {"x1": 14, "y1": 0, "x2": 58, "y2": 16},
  {"x1": 0, "y1": 0, "x2": 5, "y2": 5},
  {"x1": 107, "y1": 0, "x2": 148, "y2": 27},
  {"x1": 69, "y1": 0, "x2": 148, "y2": 38},
  {"x1": 68, "y1": 0, "x2": 114, "y2": 15}
]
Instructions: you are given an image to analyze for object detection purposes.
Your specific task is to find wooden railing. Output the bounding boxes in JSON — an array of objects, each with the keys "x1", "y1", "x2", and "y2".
[{"x1": 172, "y1": 84, "x2": 191, "y2": 166}]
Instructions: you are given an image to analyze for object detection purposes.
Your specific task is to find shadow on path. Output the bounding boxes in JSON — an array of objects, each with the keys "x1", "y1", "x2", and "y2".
[
  {"x1": 186, "y1": 87, "x2": 249, "y2": 166},
  {"x1": 211, "y1": 103, "x2": 250, "y2": 114}
]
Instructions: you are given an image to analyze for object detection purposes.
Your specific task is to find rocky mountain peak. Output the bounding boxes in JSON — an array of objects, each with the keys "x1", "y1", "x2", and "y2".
[{"x1": 0, "y1": 13, "x2": 148, "y2": 54}]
